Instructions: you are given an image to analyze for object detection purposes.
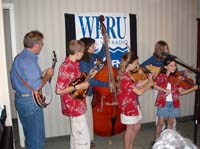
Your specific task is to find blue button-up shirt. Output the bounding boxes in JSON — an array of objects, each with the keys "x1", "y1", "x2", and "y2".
[
  {"x1": 79, "y1": 45, "x2": 108, "y2": 96},
  {"x1": 10, "y1": 48, "x2": 42, "y2": 94},
  {"x1": 141, "y1": 55, "x2": 164, "y2": 67}
]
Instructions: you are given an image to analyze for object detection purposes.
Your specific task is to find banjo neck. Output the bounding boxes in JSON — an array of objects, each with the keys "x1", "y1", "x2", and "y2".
[{"x1": 49, "y1": 50, "x2": 57, "y2": 83}]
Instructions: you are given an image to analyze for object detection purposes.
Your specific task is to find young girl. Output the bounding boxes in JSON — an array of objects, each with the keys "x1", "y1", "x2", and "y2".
[
  {"x1": 141, "y1": 40, "x2": 179, "y2": 131},
  {"x1": 117, "y1": 52, "x2": 154, "y2": 149},
  {"x1": 153, "y1": 56, "x2": 198, "y2": 138}
]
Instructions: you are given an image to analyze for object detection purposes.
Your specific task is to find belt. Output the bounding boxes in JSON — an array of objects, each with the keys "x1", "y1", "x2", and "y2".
[
  {"x1": 21, "y1": 94, "x2": 31, "y2": 97},
  {"x1": 16, "y1": 92, "x2": 31, "y2": 97}
]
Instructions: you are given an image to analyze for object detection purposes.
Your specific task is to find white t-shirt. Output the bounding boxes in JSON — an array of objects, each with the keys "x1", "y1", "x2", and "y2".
[{"x1": 166, "y1": 83, "x2": 173, "y2": 102}]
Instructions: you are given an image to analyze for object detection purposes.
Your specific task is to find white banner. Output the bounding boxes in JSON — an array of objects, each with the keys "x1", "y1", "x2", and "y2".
[{"x1": 75, "y1": 13, "x2": 130, "y2": 68}]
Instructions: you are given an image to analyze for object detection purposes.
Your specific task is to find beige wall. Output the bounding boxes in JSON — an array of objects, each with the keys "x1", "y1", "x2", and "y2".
[
  {"x1": 2, "y1": 0, "x2": 198, "y2": 139},
  {"x1": 198, "y1": 0, "x2": 200, "y2": 18}
]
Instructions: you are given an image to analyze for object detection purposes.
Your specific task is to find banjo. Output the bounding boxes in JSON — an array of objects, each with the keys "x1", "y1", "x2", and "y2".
[{"x1": 32, "y1": 51, "x2": 57, "y2": 108}]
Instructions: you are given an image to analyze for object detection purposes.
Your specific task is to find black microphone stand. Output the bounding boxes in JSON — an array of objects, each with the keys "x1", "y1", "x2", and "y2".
[{"x1": 172, "y1": 56, "x2": 200, "y2": 144}]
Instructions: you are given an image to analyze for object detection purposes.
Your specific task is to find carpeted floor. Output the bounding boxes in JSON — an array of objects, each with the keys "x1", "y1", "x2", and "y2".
[{"x1": 13, "y1": 116, "x2": 200, "y2": 149}]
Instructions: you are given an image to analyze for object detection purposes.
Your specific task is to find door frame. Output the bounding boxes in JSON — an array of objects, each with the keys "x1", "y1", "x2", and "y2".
[
  {"x1": 3, "y1": 3, "x2": 17, "y2": 59},
  {"x1": 3, "y1": 3, "x2": 25, "y2": 147}
]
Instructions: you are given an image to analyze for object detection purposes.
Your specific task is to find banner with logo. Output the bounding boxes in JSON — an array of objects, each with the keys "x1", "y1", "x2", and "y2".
[{"x1": 65, "y1": 13, "x2": 137, "y2": 68}]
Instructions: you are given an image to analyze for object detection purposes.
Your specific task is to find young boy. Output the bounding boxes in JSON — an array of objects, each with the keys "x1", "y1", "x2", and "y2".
[{"x1": 56, "y1": 40, "x2": 96, "y2": 149}]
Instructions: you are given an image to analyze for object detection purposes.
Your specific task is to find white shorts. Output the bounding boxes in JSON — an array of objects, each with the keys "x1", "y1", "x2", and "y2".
[{"x1": 120, "y1": 106, "x2": 142, "y2": 125}]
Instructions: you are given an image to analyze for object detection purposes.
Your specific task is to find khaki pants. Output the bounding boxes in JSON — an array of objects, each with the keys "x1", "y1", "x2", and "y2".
[
  {"x1": 70, "y1": 113, "x2": 90, "y2": 149},
  {"x1": 85, "y1": 95, "x2": 94, "y2": 141}
]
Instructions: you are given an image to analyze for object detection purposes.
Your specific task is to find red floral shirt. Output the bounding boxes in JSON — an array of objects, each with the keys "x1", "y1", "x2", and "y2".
[
  {"x1": 56, "y1": 57, "x2": 86, "y2": 117},
  {"x1": 155, "y1": 73, "x2": 180, "y2": 108},
  {"x1": 117, "y1": 72, "x2": 139, "y2": 116}
]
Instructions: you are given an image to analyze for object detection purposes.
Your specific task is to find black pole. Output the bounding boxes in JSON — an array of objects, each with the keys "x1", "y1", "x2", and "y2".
[
  {"x1": 173, "y1": 57, "x2": 200, "y2": 144},
  {"x1": 194, "y1": 72, "x2": 200, "y2": 144}
]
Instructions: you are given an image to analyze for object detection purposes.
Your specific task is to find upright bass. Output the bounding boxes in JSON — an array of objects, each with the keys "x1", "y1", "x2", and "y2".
[{"x1": 92, "y1": 15, "x2": 125, "y2": 137}]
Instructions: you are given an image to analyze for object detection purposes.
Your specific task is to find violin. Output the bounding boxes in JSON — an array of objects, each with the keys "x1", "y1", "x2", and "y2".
[
  {"x1": 130, "y1": 64, "x2": 160, "y2": 82},
  {"x1": 130, "y1": 67, "x2": 148, "y2": 81},
  {"x1": 167, "y1": 71, "x2": 195, "y2": 89}
]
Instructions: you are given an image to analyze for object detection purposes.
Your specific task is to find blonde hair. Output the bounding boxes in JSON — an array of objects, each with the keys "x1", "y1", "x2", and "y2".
[
  {"x1": 116, "y1": 52, "x2": 138, "y2": 89},
  {"x1": 67, "y1": 40, "x2": 85, "y2": 55}
]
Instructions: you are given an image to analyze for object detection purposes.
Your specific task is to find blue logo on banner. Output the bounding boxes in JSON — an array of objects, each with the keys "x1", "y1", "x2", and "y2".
[{"x1": 77, "y1": 15, "x2": 130, "y2": 68}]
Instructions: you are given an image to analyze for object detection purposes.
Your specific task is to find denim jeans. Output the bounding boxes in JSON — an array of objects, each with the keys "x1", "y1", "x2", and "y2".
[{"x1": 15, "y1": 93, "x2": 45, "y2": 149}]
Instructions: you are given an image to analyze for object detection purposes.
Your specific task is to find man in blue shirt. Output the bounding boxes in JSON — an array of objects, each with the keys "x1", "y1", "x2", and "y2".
[{"x1": 10, "y1": 31, "x2": 54, "y2": 149}]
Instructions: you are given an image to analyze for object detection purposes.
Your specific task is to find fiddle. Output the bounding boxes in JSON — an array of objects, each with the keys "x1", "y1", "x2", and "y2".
[
  {"x1": 167, "y1": 71, "x2": 195, "y2": 89},
  {"x1": 130, "y1": 67, "x2": 148, "y2": 82},
  {"x1": 130, "y1": 64, "x2": 160, "y2": 82}
]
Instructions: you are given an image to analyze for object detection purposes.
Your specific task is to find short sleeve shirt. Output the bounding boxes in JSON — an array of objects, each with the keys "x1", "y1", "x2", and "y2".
[
  {"x1": 154, "y1": 73, "x2": 180, "y2": 108},
  {"x1": 117, "y1": 72, "x2": 139, "y2": 116},
  {"x1": 56, "y1": 57, "x2": 86, "y2": 117}
]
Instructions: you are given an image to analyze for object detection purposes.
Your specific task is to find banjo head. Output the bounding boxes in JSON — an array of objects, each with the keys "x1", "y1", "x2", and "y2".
[{"x1": 42, "y1": 82, "x2": 53, "y2": 105}]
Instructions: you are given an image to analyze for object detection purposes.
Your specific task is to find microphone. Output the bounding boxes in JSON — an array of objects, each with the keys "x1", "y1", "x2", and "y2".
[{"x1": 161, "y1": 52, "x2": 177, "y2": 59}]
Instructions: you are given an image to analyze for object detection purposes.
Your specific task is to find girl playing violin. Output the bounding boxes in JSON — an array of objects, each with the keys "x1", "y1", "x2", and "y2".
[
  {"x1": 141, "y1": 40, "x2": 178, "y2": 131},
  {"x1": 116, "y1": 52, "x2": 154, "y2": 149},
  {"x1": 153, "y1": 56, "x2": 198, "y2": 139}
]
